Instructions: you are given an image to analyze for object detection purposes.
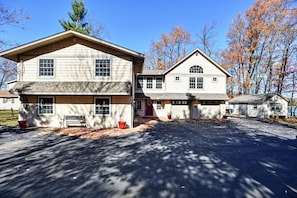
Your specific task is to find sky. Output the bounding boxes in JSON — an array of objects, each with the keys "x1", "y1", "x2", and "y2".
[{"x1": 2, "y1": 0, "x2": 256, "y2": 54}]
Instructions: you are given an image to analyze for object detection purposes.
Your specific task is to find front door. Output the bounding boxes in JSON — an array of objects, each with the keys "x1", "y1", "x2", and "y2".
[{"x1": 145, "y1": 100, "x2": 153, "y2": 116}]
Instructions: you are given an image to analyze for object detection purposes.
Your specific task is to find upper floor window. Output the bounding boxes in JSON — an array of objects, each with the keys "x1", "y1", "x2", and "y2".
[
  {"x1": 189, "y1": 77, "x2": 204, "y2": 89},
  {"x1": 175, "y1": 76, "x2": 180, "y2": 81},
  {"x1": 39, "y1": 59, "x2": 54, "y2": 77},
  {"x1": 156, "y1": 78, "x2": 162, "y2": 89},
  {"x1": 137, "y1": 77, "x2": 143, "y2": 89},
  {"x1": 95, "y1": 97, "x2": 110, "y2": 115},
  {"x1": 147, "y1": 77, "x2": 153, "y2": 89},
  {"x1": 38, "y1": 97, "x2": 54, "y2": 115},
  {"x1": 95, "y1": 59, "x2": 110, "y2": 77},
  {"x1": 189, "y1": 65, "x2": 203, "y2": 73}
]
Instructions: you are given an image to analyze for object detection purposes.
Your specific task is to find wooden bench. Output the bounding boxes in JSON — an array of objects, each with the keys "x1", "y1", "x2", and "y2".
[{"x1": 64, "y1": 115, "x2": 86, "y2": 127}]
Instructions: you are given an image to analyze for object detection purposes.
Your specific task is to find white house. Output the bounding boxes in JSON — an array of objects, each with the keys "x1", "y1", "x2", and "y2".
[
  {"x1": 228, "y1": 94, "x2": 288, "y2": 118},
  {"x1": 0, "y1": 30, "x2": 144, "y2": 128},
  {"x1": 135, "y1": 48, "x2": 231, "y2": 120},
  {"x1": 0, "y1": 90, "x2": 20, "y2": 110}
]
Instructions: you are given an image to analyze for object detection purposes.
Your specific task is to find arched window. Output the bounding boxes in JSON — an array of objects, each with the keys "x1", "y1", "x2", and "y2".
[{"x1": 189, "y1": 65, "x2": 203, "y2": 73}]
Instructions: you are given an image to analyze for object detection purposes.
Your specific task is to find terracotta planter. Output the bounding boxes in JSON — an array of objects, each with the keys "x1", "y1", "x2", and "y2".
[
  {"x1": 167, "y1": 114, "x2": 171, "y2": 119},
  {"x1": 18, "y1": 120, "x2": 28, "y2": 128},
  {"x1": 118, "y1": 121, "x2": 126, "y2": 129}
]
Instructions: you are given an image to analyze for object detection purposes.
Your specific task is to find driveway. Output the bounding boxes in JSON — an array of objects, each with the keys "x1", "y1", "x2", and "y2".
[{"x1": 0, "y1": 119, "x2": 296, "y2": 198}]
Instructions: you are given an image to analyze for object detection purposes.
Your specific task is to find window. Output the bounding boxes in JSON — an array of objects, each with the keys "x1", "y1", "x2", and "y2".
[
  {"x1": 156, "y1": 100, "x2": 162, "y2": 110},
  {"x1": 175, "y1": 76, "x2": 180, "y2": 81},
  {"x1": 189, "y1": 65, "x2": 203, "y2": 73},
  {"x1": 95, "y1": 98, "x2": 110, "y2": 115},
  {"x1": 147, "y1": 77, "x2": 153, "y2": 89},
  {"x1": 38, "y1": 97, "x2": 54, "y2": 115},
  {"x1": 137, "y1": 77, "x2": 143, "y2": 89},
  {"x1": 172, "y1": 100, "x2": 189, "y2": 105},
  {"x1": 253, "y1": 104, "x2": 258, "y2": 110},
  {"x1": 271, "y1": 103, "x2": 281, "y2": 111},
  {"x1": 136, "y1": 101, "x2": 142, "y2": 110},
  {"x1": 39, "y1": 59, "x2": 54, "y2": 77},
  {"x1": 95, "y1": 59, "x2": 110, "y2": 77},
  {"x1": 212, "y1": 77, "x2": 217, "y2": 82},
  {"x1": 189, "y1": 77, "x2": 196, "y2": 89},
  {"x1": 156, "y1": 78, "x2": 162, "y2": 89},
  {"x1": 189, "y1": 77, "x2": 203, "y2": 89},
  {"x1": 197, "y1": 77, "x2": 203, "y2": 89}
]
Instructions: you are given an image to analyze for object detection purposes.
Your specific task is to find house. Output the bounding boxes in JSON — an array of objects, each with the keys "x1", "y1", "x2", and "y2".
[
  {"x1": 0, "y1": 90, "x2": 20, "y2": 110},
  {"x1": 228, "y1": 94, "x2": 288, "y2": 118},
  {"x1": 135, "y1": 48, "x2": 231, "y2": 120},
  {"x1": 0, "y1": 30, "x2": 144, "y2": 128}
]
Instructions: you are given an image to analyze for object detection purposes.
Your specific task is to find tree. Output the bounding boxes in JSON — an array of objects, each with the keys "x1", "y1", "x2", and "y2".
[
  {"x1": 0, "y1": 2, "x2": 30, "y2": 89},
  {"x1": 145, "y1": 26, "x2": 194, "y2": 70},
  {"x1": 221, "y1": 0, "x2": 297, "y2": 96},
  {"x1": 59, "y1": 0, "x2": 91, "y2": 35},
  {"x1": 197, "y1": 21, "x2": 218, "y2": 57}
]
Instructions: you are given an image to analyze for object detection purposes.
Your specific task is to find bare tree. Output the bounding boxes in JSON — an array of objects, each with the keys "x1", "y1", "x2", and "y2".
[
  {"x1": 0, "y1": 2, "x2": 30, "y2": 89},
  {"x1": 197, "y1": 21, "x2": 217, "y2": 57}
]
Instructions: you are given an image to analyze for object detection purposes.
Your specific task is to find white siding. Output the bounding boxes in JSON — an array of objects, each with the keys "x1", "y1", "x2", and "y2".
[{"x1": 165, "y1": 53, "x2": 226, "y2": 94}]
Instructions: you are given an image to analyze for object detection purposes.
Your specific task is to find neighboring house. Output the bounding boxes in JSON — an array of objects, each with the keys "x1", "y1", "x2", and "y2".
[
  {"x1": 135, "y1": 48, "x2": 231, "y2": 120},
  {"x1": 228, "y1": 94, "x2": 288, "y2": 118},
  {"x1": 0, "y1": 30, "x2": 144, "y2": 128},
  {"x1": 0, "y1": 90, "x2": 20, "y2": 110}
]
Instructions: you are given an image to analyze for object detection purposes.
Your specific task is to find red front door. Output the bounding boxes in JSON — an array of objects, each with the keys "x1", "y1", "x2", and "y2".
[{"x1": 145, "y1": 101, "x2": 153, "y2": 116}]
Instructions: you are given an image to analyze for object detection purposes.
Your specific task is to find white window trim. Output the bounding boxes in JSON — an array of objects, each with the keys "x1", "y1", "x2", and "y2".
[
  {"x1": 38, "y1": 96, "x2": 55, "y2": 115},
  {"x1": 137, "y1": 77, "x2": 144, "y2": 89},
  {"x1": 175, "y1": 76, "x2": 181, "y2": 82},
  {"x1": 156, "y1": 100, "x2": 162, "y2": 110},
  {"x1": 146, "y1": 77, "x2": 153, "y2": 89},
  {"x1": 38, "y1": 58, "x2": 55, "y2": 78},
  {"x1": 156, "y1": 77, "x2": 163, "y2": 89},
  {"x1": 94, "y1": 58, "x2": 112, "y2": 79},
  {"x1": 94, "y1": 97, "x2": 111, "y2": 116}
]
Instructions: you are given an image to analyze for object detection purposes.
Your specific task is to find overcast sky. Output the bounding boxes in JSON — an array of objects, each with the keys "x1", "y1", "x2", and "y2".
[{"x1": 2, "y1": 0, "x2": 255, "y2": 53}]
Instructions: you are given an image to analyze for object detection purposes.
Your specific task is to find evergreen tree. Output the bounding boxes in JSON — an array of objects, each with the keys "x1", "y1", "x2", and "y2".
[{"x1": 59, "y1": 0, "x2": 90, "y2": 34}]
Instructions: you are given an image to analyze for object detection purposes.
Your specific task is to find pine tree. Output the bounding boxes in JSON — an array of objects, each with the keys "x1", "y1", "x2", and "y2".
[{"x1": 59, "y1": 0, "x2": 90, "y2": 35}]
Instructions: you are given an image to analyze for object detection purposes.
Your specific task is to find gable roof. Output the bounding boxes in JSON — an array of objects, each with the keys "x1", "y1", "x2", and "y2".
[
  {"x1": 229, "y1": 93, "x2": 289, "y2": 104},
  {"x1": 0, "y1": 30, "x2": 144, "y2": 69},
  {"x1": 162, "y1": 48, "x2": 231, "y2": 77}
]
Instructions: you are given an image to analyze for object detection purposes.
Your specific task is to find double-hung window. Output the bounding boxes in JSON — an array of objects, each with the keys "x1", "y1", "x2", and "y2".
[
  {"x1": 156, "y1": 100, "x2": 162, "y2": 110},
  {"x1": 95, "y1": 97, "x2": 110, "y2": 115},
  {"x1": 38, "y1": 97, "x2": 54, "y2": 115},
  {"x1": 189, "y1": 77, "x2": 203, "y2": 89},
  {"x1": 147, "y1": 77, "x2": 153, "y2": 89},
  {"x1": 197, "y1": 77, "x2": 203, "y2": 89},
  {"x1": 156, "y1": 78, "x2": 162, "y2": 89},
  {"x1": 39, "y1": 59, "x2": 54, "y2": 77},
  {"x1": 95, "y1": 59, "x2": 110, "y2": 77}
]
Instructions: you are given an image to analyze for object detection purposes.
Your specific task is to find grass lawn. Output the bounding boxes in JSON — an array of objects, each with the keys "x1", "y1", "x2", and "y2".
[{"x1": 0, "y1": 110, "x2": 18, "y2": 126}]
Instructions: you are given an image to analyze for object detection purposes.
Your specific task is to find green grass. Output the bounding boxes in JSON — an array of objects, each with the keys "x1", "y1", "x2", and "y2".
[{"x1": 0, "y1": 110, "x2": 18, "y2": 126}]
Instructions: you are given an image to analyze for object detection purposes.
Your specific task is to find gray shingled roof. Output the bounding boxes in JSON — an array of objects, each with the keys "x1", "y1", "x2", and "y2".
[
  {"x1": 10, "y1": 81, "x2": 132, "y2": 95},
  {"x1": 229, "y1": 94, "x2": 287, "y2": 104},
  {"x1": 138, "y1": 70, "x2": 165, "y2": 76},
  {"x1": 135, "y1": 93, "x2": 229, "y2": 100}
]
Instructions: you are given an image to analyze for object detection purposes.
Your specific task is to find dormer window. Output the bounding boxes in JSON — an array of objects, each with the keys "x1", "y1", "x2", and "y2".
[{"x1": 189, "y1": 65, "x2": 203, "y2": 73}]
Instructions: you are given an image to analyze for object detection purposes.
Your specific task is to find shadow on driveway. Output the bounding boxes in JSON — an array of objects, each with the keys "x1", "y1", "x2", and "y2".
[{"x1": 0, "y1": 119, "x2": 297, "y2": 197}]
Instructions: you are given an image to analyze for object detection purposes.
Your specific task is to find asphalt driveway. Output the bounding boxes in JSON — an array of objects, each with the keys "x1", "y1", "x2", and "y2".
[{"x1": 0, "y1": 119, "x2": 297, "y2": 198}]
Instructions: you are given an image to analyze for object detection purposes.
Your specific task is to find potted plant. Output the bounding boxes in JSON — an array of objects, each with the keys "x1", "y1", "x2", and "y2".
[
  {"x1": 167, "y1": 112, "x2": 172, "y2": 120},
  {"x1": 118, "y1": 119, "x2": 126, "y2": 129},
  {"x1": 18, "y1": 120, "x2": 28, "y2": 128}
]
